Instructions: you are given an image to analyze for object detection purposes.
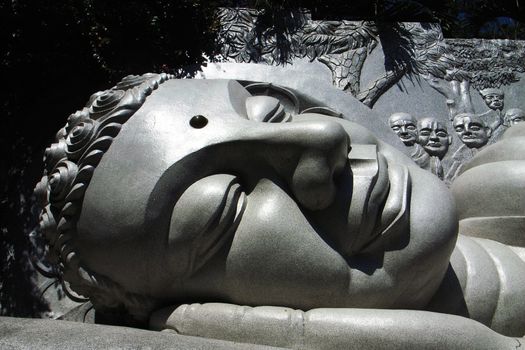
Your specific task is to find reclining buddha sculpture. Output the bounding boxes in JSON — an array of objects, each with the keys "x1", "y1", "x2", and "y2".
[{"x1": 33, "y1": 73, "x2": 525, "y2": 349}]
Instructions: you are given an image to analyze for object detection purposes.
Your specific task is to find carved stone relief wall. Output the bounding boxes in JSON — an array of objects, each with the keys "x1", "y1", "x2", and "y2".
[{"x1": 216, "y1": 7, "x2": 525, "y2": 183}]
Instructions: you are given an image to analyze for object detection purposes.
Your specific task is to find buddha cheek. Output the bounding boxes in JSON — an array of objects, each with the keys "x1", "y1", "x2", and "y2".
[{"x1": 223, "y1": 179, "x2": 349, "y2": 309}]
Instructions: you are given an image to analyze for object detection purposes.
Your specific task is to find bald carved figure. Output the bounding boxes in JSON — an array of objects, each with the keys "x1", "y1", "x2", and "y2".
[
  {"x1": 505, "y1": 108, "x2": 525, "y2": 126},
  {"x1": 388, "y1": 112, "x2": 418, "y2": 146},
  {"x1": 417, "y1": 117, "x2": 451, "y2": 159}
]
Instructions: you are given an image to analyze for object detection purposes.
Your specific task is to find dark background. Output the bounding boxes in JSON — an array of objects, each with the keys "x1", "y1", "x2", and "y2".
[{"x1": 2, "y1": 0, "x2": 524, "y2": 317}]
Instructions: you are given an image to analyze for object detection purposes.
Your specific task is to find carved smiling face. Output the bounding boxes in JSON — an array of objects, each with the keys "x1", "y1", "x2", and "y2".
[
  {"x1": 453, "y1": 114, "x2": 491, "y2": 149},
  {"x1": 74, "y1": 79, "x2": 457, "y2": 313}
]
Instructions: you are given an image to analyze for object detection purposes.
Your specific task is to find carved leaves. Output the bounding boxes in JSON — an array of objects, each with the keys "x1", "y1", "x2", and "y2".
[
  {"x1": 216, "y1": 8, "x2": 384, "y2": 106},
  {"x1": 218, "y1": 8, "x2": 259, "y2": 63},
  {"x1": 218, "y1": 8, "x2": 525, "y2": 112},
  {"x1": 446, "y1": 39, "x2": 525, "y2": 90}
]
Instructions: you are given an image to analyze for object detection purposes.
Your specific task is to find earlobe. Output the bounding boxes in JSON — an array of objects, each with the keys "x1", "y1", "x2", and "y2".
[
  {"x1": 448, "y1": 136, "x2": 452, "y2": 145},
  {"x1": 486, "y1": 127, "x2": 492, "y2": 137}
]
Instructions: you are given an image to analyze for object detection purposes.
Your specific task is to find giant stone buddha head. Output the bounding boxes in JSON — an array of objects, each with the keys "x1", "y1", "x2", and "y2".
[{"x1": 34, "y1": 74, "x2": 457, "y2": 321}]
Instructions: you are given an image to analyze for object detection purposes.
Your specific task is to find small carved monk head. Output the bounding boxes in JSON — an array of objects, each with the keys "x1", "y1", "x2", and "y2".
[
  {"x1": 453, "y1": 113, "x2": 492, "y2": 149},
  {"x1": 388, "y1": 112, "x2": 418, "y2": 146},
  {"x1": 417, "y1": 117, "x2": 451, "y2": 159},
  {"x1": 504, "y1": 108, "x2": 525, "y2": 126},
  {"x1": 480, "y1": 88, "x2": 504, "y2": 111}
]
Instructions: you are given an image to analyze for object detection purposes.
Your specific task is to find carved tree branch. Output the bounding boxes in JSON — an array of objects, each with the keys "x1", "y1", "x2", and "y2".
[
  {"x1": 458, "y1": 80, "x2": 474, "y2": 114},
  {"x1": 425, "y1": 75, "x2": 454, "y2": 100},
  {"x1": 450, "y1": 80, "x2": 460, "y2": 97},
  {"x1": 425, "y1": 74, "x2": 474, "y2": 120},
  {"x1": 357, "y1": 68, "x2": 406, "y2": 108}
]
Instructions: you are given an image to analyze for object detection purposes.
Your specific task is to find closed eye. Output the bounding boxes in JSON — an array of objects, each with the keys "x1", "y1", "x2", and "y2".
[{"x1": 246, "y1": 96, "x2": 291, "y2": 123}]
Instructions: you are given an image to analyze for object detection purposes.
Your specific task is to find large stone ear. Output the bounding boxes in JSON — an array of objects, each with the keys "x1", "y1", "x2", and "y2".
[
  {"x1": 486, "y1": 126, "x2": 493, "y2": 137},
  {"x1": 448, "y1": 135, "x2": 452, "y2": 145}
]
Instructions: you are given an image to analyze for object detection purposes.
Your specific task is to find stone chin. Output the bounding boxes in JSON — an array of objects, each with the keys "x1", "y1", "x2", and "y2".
[
  {"x1": 424, "y1": 144, "x2": 447, "y2": 158},
  {"x1": 399, "y1": 136, "x2": 416, "y2": 146},
  {"x1": 488, "y1": 101, "x2": 503, "y2": 110},
  {"x1": 461, "y1": 137, "x2": 486, "y2": 148}
]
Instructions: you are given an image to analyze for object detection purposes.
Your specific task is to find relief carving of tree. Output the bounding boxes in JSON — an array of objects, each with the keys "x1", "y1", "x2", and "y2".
[
  {"x1": 420, "y1": 37, "x2": 525, "y2": 120},
  {"x1": 217, "y1": 8, "x2": 383, "y2": 106},
  {"x1": 217, "y1": 8, "x2": 525, "y2": 113},
  {"x1": 301, "y1": 21, "x2": 379, "y2": 98}
]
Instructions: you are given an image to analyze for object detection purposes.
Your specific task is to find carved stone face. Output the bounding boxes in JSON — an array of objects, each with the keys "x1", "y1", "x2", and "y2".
[
  {"x1": 417, "y1": 118, "x2": 451, "y2": 159},
  {"x1": 482, "y1": 93, "x2": 504, "y2": 111},
  {"x1": 388, "y1": 113, "x2": 418, "y2": 146},
  {"x1": 505, "y1": 108, "x2": 525, "y2": 125},
  {"x1": 76, "y1": 80, "x2": 456, "y2": 312},
  {"x1": 453, "y1": 114, "x2": 491, "y2": 149}
]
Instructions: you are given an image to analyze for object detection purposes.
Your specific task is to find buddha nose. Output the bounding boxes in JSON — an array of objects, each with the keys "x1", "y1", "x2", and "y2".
[{"x1": 233, "y1": 120, "x2": 351, "y2": 211}]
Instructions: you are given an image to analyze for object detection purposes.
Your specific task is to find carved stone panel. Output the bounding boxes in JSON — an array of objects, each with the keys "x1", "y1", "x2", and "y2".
[{"x1": 215, "y1": 8, "x2": 525, "y2": 183}]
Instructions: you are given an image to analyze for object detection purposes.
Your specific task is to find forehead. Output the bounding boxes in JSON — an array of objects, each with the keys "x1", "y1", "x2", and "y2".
[
  {"x1": 80, "y1": 80, "x2": 253, "y2": 231},
  {"x1": 454, "y1": 116, "x2": 486, "y2": 127},
  {"x1": 113, "y1": 79, "x2": 254, "y2": 161},
  {"x1": 419, "y1": 120, "x2": 446, "y2": 130},
  {"x1": 147, "y1": 79, "x2": 251, "y2": 119},
  {"x1": 484, "y1": 93, "x2": 503, "y2": 98},
  {"x1": 454, "y1": 116, "x2": 470, "y2": 126},
  {"x1": 390, "y1": 116, "x2": 415, "y2": 125}
]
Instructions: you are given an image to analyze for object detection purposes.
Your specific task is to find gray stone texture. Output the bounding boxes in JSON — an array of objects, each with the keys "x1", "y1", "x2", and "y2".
[
  {"x1": 16, "y1": 9, "x2": 525, "y2": 349},
  {"x1": 452, "y1": 123, "x2": 525, "y2": 246},
  {"x1": 0, "y1": 317, "x2": 280, "y2": 350},
  {"x1": 23, "y1": 75, "x2": 524, "y2": 350},
  {"x1": 150, "y1": 303, "x2": 522, "y2": 350}
]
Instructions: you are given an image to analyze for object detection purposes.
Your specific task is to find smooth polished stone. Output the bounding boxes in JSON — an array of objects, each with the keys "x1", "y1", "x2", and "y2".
[{"x1": 0, "y1": 317, "x2": 281, "y2": 350}]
